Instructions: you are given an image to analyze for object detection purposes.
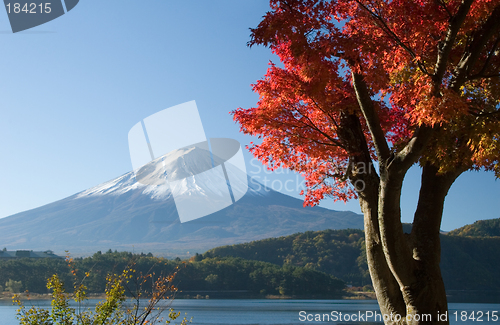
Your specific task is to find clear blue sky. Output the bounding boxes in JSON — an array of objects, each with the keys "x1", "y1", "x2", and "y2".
[{"x1": 0, "y1": 0, "x2": 498, "y2": 231}]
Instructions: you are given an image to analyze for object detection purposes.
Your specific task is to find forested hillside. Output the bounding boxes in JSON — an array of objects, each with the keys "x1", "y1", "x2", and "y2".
[
  {"x1": 1, "y1": 219, "x2": 498, "y2": 298},
  {"x1": 204, "y1": 229, "x2": 370, "y2": 285},
  {"x1": 204, "y1": 224, "x2": 500, "y2": 290},
  {"x1": 447, "y1": 218, "x2": 500, "y2": 237},
  {"x1": 0, "y1": 250, "x2": 344, "y2": 297}
]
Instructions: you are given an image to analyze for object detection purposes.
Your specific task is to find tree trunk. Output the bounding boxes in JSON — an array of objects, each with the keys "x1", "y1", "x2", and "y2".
[
  {"x1": 337, "y1": 111, "x2": 462, "y2": 324},
  {"x1": 361, "y1": 163, "x2": 463, "y2": 324}
]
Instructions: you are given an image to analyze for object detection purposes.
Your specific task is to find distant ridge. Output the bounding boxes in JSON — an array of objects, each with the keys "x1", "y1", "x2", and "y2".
[{"x1": 447, "y1": 218, "x2": 500, "y2": 237}]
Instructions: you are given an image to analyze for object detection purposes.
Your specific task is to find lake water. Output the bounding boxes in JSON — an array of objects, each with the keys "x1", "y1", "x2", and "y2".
[{"x1": 1, "y1": 299, "x2": 499, "y2": 324}]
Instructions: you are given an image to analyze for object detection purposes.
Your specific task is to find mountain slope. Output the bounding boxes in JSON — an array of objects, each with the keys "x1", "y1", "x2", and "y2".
[
  {"x1": 447, "y1": 218, "x2": 500, "y2": 237},
  {"x1": 0, "y1": 148, "x2": 363, "y2": 256},
  {"x1": 202, "y1": 226, "x2": 500, "y2": 294}
]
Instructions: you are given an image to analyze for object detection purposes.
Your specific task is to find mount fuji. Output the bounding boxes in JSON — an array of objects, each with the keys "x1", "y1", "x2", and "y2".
[{"x1": 0, "y1": 146, "x2": 363, "y2": 257}]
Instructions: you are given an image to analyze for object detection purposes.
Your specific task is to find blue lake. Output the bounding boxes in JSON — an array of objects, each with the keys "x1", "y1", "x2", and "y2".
[{"x1": 1, "y1": 299, "x2": 499, "y2": 324}]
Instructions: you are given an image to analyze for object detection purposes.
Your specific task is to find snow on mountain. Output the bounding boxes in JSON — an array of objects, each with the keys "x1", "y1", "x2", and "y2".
[
  {"x1": 77, "y1": 145, "x2": 265, "y2": 202},
  {"x1": 0, "y1": 146, "x2": 363, "y2": 257}
]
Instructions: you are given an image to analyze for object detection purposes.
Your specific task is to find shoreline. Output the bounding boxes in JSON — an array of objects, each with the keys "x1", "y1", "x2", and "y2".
[
  {"x1": 3, "y1": 291, "x2": 500, "y2": 303},
  {"x1": 1, "y1": 291, "x2": 376, "y2": 301}
]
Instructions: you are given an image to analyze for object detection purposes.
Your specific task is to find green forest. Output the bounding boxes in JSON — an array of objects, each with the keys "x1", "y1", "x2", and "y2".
[
  {"x1": 1, "y1": 218, "x2": 499, "y2": 299},
  {"x1": 0, "y1": 250, "x2": 344, "y2": 298},
  {"x1": 447, "y1": 218, "x2": 500, "y2": 237},
  {"x1": 204, "y1": 220, "x2": 500, "y2": 291}
]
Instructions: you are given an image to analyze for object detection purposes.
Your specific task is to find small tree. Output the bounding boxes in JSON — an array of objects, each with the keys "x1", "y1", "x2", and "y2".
[
  {"x1": 5, "y1": 279, "x2": 22, "y2": 293},
  {"x1": 14, "y1": 256, "x2": 191, "y2": 325},
  {"x1": 205, "y1": 274, "x2": 218, "y2": 286}
]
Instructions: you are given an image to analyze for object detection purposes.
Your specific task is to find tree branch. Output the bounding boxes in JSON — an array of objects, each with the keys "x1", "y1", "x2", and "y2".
[
  {"x1": 377, "y1": 177, "x2": 416, "y2": 288},
  {"x1": 324, "y1": 158, "x2": 353, "y2": 182},
  {"x1": 351, "y1": 72, "x2": 391, "y2": 163},
  {"x1": 469, "y1": 73, "x2": 500, "y2": 80},
  {"x1": 359, "y1": 190, "x2": 407, "y2": 318},
  {"x1": 390, "y1": 125, "x2": 435, "y2": 174},
  {"x1": 411, "y1": 163, "x2": 465, "y2": 265},
  {"x1": 433, "y1": 0, "x2": 474, "y2": 92},
  {"x1": 451, "y1": 4, "x2": 500, "y2": 91},
  {"x1": 355, "y1": 0, "x2": 430, "y2": 75},
  {"x1": 293, "y1": 110, "x2": 345, "y2": 147},
  {"x1": 470, "y1": 36, "x2": 500, "y2": 78},
  {"x1": 469, "y1": 109, "x2": 500, "y2": 120},
  {"x1": 437, "y1": 0, "x2": 453, "y2": 19}
]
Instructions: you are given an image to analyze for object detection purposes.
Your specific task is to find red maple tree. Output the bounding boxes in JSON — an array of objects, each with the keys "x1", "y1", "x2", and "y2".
[{"x1": 232, "y1": 0, "x2": 500, "y2": 323}]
